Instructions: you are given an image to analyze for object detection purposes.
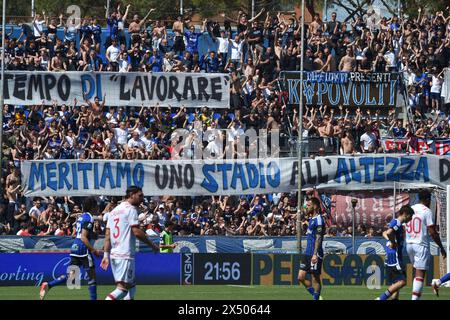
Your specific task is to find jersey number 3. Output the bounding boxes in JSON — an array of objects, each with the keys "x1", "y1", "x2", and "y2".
[{"x1": 113, "y1": 218, "x2": 120, "y2": 238}]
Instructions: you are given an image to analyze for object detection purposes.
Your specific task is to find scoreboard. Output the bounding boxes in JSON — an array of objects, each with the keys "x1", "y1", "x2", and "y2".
[{"x1": 181, "y1": 253, "x2": 252, "y2": 285}]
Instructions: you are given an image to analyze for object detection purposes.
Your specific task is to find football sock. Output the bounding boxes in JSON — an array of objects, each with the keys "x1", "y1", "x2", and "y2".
[
  {"x1": 439, "y1": 273, "x2": 450, "y2": 285},
  {"x1": 313, "y1": 292, "x2": 320, "y2": 300},
  {"x1": 412, "y1": 277, "x2": 424, "y2": 300},
  {"x1": 379, "y1": 289, "x2": 392, "y2": 301},
  {"x1": 306, "y1": 287, "x2": 315, "y2": 296},
  {"x1": 48, "y1": 275, "x2": 67, "y2": 288},
  {"x1": 124, "y1": 286, "x2": 136, "y2": 300},
  {"x1": 106, "y1": 288, "x2": 128, "y2": 300},
  {"x1": 88, "y1": 280, "x2": 97, "y2": 300}
]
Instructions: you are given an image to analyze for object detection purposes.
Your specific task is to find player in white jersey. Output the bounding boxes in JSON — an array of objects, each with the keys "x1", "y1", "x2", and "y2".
[
  {"x1": 101, "y1": 186, "x2": 159, "y2": 300},
  {"x1": 405, "y1": 190, "x2": 446, "y2": 300}
]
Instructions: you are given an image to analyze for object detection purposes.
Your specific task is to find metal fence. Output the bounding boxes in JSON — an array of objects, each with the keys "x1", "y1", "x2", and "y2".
[{"x1": 283, "y1": 136, "x2": 340, "y2": 158}]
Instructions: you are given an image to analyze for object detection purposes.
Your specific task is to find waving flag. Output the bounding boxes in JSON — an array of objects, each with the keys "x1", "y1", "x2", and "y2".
[{"x1": 435, "y1": 139, "x2": 450, "y2": 155}]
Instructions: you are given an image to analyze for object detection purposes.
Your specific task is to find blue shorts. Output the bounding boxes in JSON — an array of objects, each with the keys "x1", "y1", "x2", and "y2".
[
  {"x1": 431, "y1": 92, "x2": 441, "y2": 100},
  {"x1": 386, "y1": 265, "x2": 406, "y2": 284}
]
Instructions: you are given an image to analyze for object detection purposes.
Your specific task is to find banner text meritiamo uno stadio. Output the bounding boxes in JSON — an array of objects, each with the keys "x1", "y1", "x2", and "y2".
[{"x1": 21, "y1": 155, "x2": 450, "y2": 197}]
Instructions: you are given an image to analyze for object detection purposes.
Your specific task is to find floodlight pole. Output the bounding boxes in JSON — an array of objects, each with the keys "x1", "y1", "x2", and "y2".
[
  {"x1": 0, "y1": 0, "x2": 6, "y2": 194},
  {"x1": 351, "y1": 199, "x2": 358, "y2": 254},
  {"x1": 296, "y1": 0, "x2": 305, "y2": 255},
  {"x1": 251, "y1": 0, "x2": 255, "y2": 19}
]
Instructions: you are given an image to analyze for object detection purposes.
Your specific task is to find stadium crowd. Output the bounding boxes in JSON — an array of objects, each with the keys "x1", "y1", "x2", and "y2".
[{"x1": 0, "y1": 5, "x2": 449, "y2": 237}]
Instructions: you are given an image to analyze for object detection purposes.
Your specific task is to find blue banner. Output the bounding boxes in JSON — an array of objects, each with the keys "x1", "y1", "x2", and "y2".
[
  {"x1": 0, "y1": 253, "x2": 180, "y2": 286},
  {"x1": 0, "y1": 236, "x2": 442, "y2": 256}
]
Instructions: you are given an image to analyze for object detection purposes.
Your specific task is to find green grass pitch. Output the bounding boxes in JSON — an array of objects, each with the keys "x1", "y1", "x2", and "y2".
[{"x1": 0, "y1": 285, "x2": 449, "y2": 300}]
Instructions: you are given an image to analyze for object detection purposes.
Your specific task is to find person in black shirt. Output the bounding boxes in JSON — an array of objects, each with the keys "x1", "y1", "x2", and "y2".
[
  {"x1": 325, "y1": 12, "x2": 341, "y2": 42},
  {"x1": 14, "y1": 42, "x2": 25, "y2": 58},
  {"x1": 373, "y1": 52, "x2": 386, "y2": 72},
  {"x1": 247, "y1": 20, "x2": 264, "y2": 59},
  {"x1": 67, "y1": 57, "x2": 79, "y2": 71},
  {"x1": 259, "y1": 46, "x2": 279, "y2": 82},
  {"x1": 303, "y1": 48, "x2": 315, "y2": 71},
  {"x1": 128, "y1": 44, "x2": 142, "y2": 71},
  {"x1": 35, "y1": 34, "x2": 52, "y2": 52},
  {"x1": 27, "y1": 57, "x2": 45, "y2": 71},
  {"x1": 141, "y1": 30, "x2": 153, "y2": 52},
  {"x1": 218, "y1": 110, "x2": 232, "y2": 129},
  {"x1": 25, "y1": 41, "x2": 39, "y2": 58},
  {"x1": 281, "y1": 47, "x2": 298, "y2": 71},
  {"x1": 8, "y1": 57, "x2": 25, "y2": 70},
  {"x1": 242, "y1": 111, "x2": 260, "y2": 131},
  {"x1": 282, "y1": 17, "x2": 296, "y2": 47},
  {"x1": 18, "y1": 23, "x2": 34, "y2": 42}
]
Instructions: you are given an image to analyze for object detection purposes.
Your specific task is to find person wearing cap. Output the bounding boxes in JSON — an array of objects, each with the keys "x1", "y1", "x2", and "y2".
[
  {"x1": 159, "y1": 220, "x2": 176, "y2": 253},
  {"x1": 156, "y1": 203, "x2": 168, "y2": 228},
  {"x1": 140, "y1": 49, "x2": 152, "y2": 71}
]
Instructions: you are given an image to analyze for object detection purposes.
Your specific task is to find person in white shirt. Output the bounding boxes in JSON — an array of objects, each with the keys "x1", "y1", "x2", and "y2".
[
  {"x1": 359, "y1": 126, "x2": 378, "y2": 153},
  {"x1": 104, "y1": 131, "x2": 119, "y2": 156},
  {"x1": 405, "y1": 190, "x2": 446, "y2": 300},
  {"x1": 140, "y1": 130, "x2": 154, "y2": 153},
  {"x1": 145, "y1": 222, "x2": 159, "y2": 237},
  {"x1": 28, "y1": 198, "x2": 44, "y2": 224},
  {"x1": 101, "y1": 186, "x2": 159, "y2": 300},
  {"x1": 106, "y1": 39, "x2": 120, "y2": 71},
  {"x1": 383, "y1": 45, "x2": 397, "y2": 72},
  {"x1": 33, "y1": 12, "x2": 46, "y2": 37},
  {"x1": 118, "y1": 52, "x2": 130, "y2": 72},
  {"x1": 430, "y1": 70, "x2": 443, "y2": 110},
  {"x1": 228, "y1": 120, "x2": 244, "y2": 143},
  {"x1": 64, "y1": 129, "x2": 75, "y2": 148},
  {"x1": 216, "y1": 30, "x2": 229, "y2": 62},
  {"x1": 105, "y1": 106, "x2": 117, "y2": 123},
  {"x1": 132, "y1": 120, "x2": 146, "y2": 138},
  {"x1": 204, "y1": 130, "x2": 222, "y2": 159},
  {"x1": 113, "y1": 122, "x2": 129, "y2": 147},
  {"x1": 229, "y1": 35, "x2": 244, "y2": 68},
  {"x1": 127, "y1": 131, "x2": 145, "y2": 149}
]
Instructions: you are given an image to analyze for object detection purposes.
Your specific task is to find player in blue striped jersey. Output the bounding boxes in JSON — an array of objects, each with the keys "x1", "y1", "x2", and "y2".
[
  {"x1": 39, "y1": 197, "x2": 102, "y2": 300},
  {"x1": 377, "y1": 205, "x2": 414, "y2": 300},
  {"x1": 297, "y1": 197, "x2": 324, "y2": 300}
]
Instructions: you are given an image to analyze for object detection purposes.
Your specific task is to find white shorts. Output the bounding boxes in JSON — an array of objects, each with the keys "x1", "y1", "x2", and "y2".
[
  {"x1": 406, "y1": 243, "x2": 430, "y2": 270},
  {"x1": 111, "y1": 258, "x2": 135, "y2": 285}
]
